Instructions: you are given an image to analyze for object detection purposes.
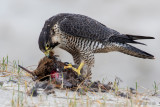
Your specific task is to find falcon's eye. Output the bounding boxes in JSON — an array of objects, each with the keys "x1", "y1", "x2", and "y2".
[
  {"x1": 45, "y1": 43, "x2": 50, "y2": 50},
  {"x1": 46, "y1": 44, "x2": 49, "y2": 48}
]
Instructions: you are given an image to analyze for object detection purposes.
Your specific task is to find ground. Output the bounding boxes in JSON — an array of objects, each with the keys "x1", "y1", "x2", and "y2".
[{"x1": 0, "y1": 57, "x2": 160, "y2": 107}]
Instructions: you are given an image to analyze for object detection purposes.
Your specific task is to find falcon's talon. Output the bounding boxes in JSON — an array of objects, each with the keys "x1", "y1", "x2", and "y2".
[
  {"x1": 64, "y1": 61, "x2": 84, "y2": 76},
  {"x1": 64, "y1": 64, "x2": 72, "y2": 69},
  {"x1": 72, "y1": 68, "x2": 81, "y2": 76}
]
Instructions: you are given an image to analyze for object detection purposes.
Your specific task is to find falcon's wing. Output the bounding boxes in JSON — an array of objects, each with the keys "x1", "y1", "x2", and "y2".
[{"x1": 59, "y1": 14, "x2": 120, "y2": 43}]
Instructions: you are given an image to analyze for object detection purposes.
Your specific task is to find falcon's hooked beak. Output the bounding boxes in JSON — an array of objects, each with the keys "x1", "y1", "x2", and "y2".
[
  {"x1": 44, "y1": 44, "x2": 53, "y2": 56},
  {"x1": 44, "y1": 49, "x2": 51, "y2": 57},
  {"x1": 44, "y1": 42, "x2": 60, "y2": 56}
]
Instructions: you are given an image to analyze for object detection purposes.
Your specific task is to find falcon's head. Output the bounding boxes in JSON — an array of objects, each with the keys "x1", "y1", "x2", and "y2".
[{"x1": 38, "y1": 19, "x2": 60, "y2": 56}]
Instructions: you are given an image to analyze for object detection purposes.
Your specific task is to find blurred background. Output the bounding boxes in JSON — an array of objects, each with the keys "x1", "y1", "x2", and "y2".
[{"x1": 0, "y1": 0, "x2": 159, "y2": 90}]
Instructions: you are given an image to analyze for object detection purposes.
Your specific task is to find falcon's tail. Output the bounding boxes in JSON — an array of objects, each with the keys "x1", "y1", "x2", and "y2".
[
  {"x1": 117, "y1": 43, "x2": 154, "y2": 59},
  {"x1": 125, "y1": 34, "x2": 155, "y2": 40},
  {"x1": 109, "y1": 34, "x2": 155, "y2": 45}
]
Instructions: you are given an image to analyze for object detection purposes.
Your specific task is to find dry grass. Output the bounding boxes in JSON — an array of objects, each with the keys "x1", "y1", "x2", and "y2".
[{"x1": 0, "y1": 56, "x2": 160, "y2": 107}]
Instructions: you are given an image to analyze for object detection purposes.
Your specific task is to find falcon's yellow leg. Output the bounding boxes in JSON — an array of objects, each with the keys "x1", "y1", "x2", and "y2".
[{"x1": 64, "y1": 61, "x2": 85, "y2": 76}]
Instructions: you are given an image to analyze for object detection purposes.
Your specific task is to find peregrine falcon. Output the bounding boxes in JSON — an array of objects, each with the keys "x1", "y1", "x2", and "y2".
[{"x1": 38, "y1": 13, "x2": 154, "y2": 77}]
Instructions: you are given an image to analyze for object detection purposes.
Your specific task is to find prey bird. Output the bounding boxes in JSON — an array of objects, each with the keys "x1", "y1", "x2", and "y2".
[{"x1": 38, "y1": 13, "x2": 154, "y2": 77}]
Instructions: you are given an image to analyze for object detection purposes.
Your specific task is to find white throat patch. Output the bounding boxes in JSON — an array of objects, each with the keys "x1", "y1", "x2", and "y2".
[
  {"x1": 52, "y1": 23, "x2": 62, "y2": 43},
  {"x1": 52, "y1": 35, "x2": 61, "y2": 43}
]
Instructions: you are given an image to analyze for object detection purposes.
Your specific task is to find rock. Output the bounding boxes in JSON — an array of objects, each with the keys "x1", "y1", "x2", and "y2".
[{"x1": 28, "y1": 87, "x2": 38, "y2": 97}]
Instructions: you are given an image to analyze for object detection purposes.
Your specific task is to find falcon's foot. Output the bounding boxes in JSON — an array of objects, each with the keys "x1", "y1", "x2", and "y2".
[{"x1": 64, "y1": 61, "x2": 85, "y2": 76}]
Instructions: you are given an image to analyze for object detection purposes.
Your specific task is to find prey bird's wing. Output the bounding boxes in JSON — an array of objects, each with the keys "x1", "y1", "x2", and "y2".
[{"x1": 59, "y1": 14, "x2": 120, "y2": 43}]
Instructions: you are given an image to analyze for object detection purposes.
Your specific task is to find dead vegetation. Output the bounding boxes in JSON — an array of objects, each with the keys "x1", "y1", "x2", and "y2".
[{"x1": 0, "y1": 55, "x2": 160, "y2": 106}]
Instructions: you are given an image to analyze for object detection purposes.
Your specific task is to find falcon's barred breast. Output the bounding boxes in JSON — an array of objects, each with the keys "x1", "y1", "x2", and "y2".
[{"x1": 39, "y1": 13, "x2": 154, "y2": 76}]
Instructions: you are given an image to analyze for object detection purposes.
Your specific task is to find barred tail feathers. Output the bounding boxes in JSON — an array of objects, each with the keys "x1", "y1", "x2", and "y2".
[{"x1": 115, "y1": 43, "x2": 154, "y2": 59}]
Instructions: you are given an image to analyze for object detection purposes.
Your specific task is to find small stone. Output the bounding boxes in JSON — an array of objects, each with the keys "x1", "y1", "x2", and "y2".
[
  {"x1": 35, "y1": 81, "x2": 48, "y2": 89},
  {"x1": 130, "y1": 87, "x2": 136, "y2": 94},
  {"x1": 63, "y1": 80, "x2": 73, "y2": 88},
  {"x1": 45, "y1": 84, "x2": 54, "y2": 90},
  {"x1": 28, "y1": 87, "x2": 38, "y2": 97},
  {"x1": 44, "y1": 84, "x2": 55, "y2": 95},
  {"x1": 45, "y1": 89, "x2": 55, "y2": 95}
]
